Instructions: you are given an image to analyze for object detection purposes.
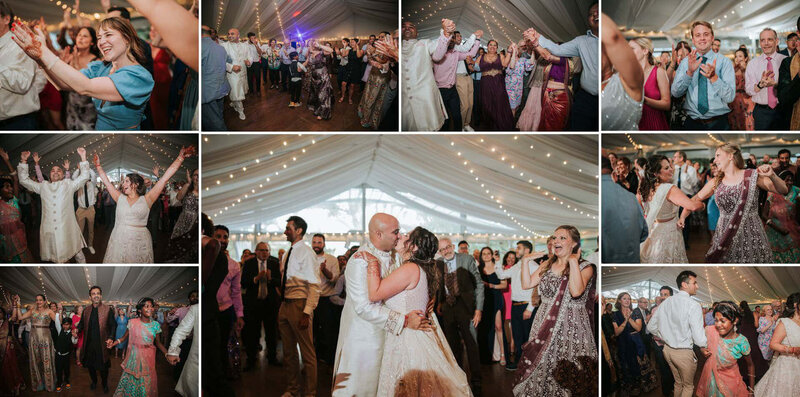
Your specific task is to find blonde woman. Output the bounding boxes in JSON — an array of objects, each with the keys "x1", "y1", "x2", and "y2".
[{"x1": 629, "y1": 37, "x2": 670, "y2": 130}]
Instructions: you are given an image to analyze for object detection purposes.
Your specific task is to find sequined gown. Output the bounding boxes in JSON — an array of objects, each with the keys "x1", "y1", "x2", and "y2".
[
  {"x1": 512, "y1": 261, "x2": 597, "y2": 396},
  {"x1": 104, "y1": 195, "x2": 153, "y2": 263},
  {"x1": 29, "y1": 311, "x2": 56, "y2": 391},
  {"x1": 167, "y1": 193, "x2": 198, "y2": 263},
  {"x1": 376, "y1": 264, "x2": 472, "y2": 397},
  {"x1": 114, "y1": 318, "x2": 161, "y2": 397},
  {"x1": 358, "y1": 50, "x2": 389, "y2": 128},
  {"x1": 307, "y1": 52, "x2": 334, "y2": 120},
  {"x1": 754, "y1": 318, "x2": 800, "y2": 396},
  {"x1": 706, "y1": 171, "x2": 773, "y2": 263},
  {"x1": 602, "y1": 73, "x2": 643, "y2": 130},
  {"x1": 479, "y1": 55, "x2": 515, "y2": 130}
]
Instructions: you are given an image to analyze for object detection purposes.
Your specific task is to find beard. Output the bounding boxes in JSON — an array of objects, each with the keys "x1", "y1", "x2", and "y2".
[{"x1": 313, "y1": 247, "x2": 323, "y2": 254}]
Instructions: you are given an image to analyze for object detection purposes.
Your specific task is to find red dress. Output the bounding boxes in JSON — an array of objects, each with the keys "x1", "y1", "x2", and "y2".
[
  {"x1": 728, "y1": 67, "x2": 755, "y2": 130},
  {"x1": 638, "y1": 67, "x2": 669, "y2": 130},
  {"x1": 38, "y1": 82, "x2": 63, "y2": 111},
  {"x1": 150, "y1": 46, "x2": 172, "y2": 130}
]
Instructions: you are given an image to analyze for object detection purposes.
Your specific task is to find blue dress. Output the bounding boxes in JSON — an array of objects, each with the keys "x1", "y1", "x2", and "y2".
[
  {"x1": 115, "y1": 315, "x2": 128, "y2": 351},
  {"x1": 707, "y1": 193, "x2": 720, "y2": 231},
  {"x1": 80, "y1": 61, "x2": 154, "y2": 130}
]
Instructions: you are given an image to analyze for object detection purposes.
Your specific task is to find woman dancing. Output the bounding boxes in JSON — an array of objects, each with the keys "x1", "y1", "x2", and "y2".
[
  {"x1": 59, "y1": 26, "x2": 101, "y2": 130},
  {"x1": 305, "y1": 40, "x2": 335, "y2": 121},
  {"x1": 600, "y1": 14, "x2": 643, "y2": 130},
  {"x1": 629, "y1": 37, "x2": 669, "y2": 130},
  {"x1": 166, "y1": 168, "x2": 198, "y2": 263},
  {"x1": 728, "y1": 48, "x2": 755, "y2": 131},
  {"x1": 638, "y1": 155, "x2": 704, "y2": 263},
  {"x1": 696, "y1": 301, "x2": 755, "y2": 396},
  {"x1": 688, "y1": 143, "x2": 788, "y2": 263},
  {"x1": 0, "y1": 306, "x2": 24, "y2": 396},
  {"x1": 358, "y1": 33, "x2": 391, "y2": 128},
  {"x1": 11, "y1": 18, "x2": 154, "y2": 130},
  {"x1": 10, "y1": 294, "x2": 56, "y2": 392},
  {"x1": 108, "y1": 297, "x2": 169, "y2": 396},
  {"x1": 477, "y1": 246, "x2": 507, "y2": 365},
  {"x1": 95, "y1": 145, "x2": 195, "y2": 263},
  {"x1": 0, "y1": 148, "x2": 32, "y2": 263},
  {"x1": 513, "y1": 225, "x2": 596, "y2": 396},
  {"x1": 359, "y1": 226, "x2": 472, "y2": 396},
  {"x1": 754, "y1": 293, "x2": 800, "y2": 396},
  {"x1": 114, "y1": 307, "x2": 129, "y2": 359},
  {"x1": 476, "y1": 40, "x2": 515, "y2": 130},
  {"x1": 761, "y1": 170, "x2": 800, "y2": 263}
]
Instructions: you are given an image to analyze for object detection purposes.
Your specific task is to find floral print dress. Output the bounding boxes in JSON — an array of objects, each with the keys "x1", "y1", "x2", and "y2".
[{"x1": 505, "y1": 56, "x2": 533, "y2": 109}]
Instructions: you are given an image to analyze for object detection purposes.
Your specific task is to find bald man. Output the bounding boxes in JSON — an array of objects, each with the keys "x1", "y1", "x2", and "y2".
[
  {"x1": 220, "y1": 28, "x2": 250, "y2": 120},
  {"x1": 333, "y1": 213, "x2": 431, "y2": 396}
]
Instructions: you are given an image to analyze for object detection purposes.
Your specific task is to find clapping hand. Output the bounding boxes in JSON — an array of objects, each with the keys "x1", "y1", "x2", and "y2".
[
  {"x1": 686, "y1": 49, "x2": 701, "y2": 75},
  {"x1": 59, "y1": 45, "x2": 75, "y2": 65},
  {"x1": 698, "y1": 58, "x2": 717, "y2": 81},
  {"x1": 10, "y1": 21, "x2": 47, "y2": 61},
  {"x1": 32, "y1": 152, "x2": 40, "y2": 164},
  {"x1": 759, "y1": 70, "x2": 776, "y2": 88},
  {"x1": 757, "y1": 164, "x2": 775, "y2": 178},
  {"x1": 374, "y1": 35, "x2": 398, "y2": 61}
]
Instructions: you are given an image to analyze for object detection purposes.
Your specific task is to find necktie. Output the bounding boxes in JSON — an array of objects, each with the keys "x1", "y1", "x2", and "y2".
[
  {"x1": 698, "y1": 56, "x2": 709, "y2": 115},
  {"x1": 677, "y1": 166, "x2": 682, "y2": 189},
  {"x1": 257, "y1": 260, "x2": 268, "y2": 299},
  {"x1": 280, "y1": 247, "x2": 293, "y2": 300},
  {"x1": 84, "y1": 183, "x2": 89, "y2": 208},
  {"x1": 766, "y1": 57, "x2": 777, "y2": 109}
]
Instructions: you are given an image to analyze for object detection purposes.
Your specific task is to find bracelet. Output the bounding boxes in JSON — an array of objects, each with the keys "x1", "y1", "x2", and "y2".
[{"x1": 9, "y1": 171, "x2": 16, "y2": 176}]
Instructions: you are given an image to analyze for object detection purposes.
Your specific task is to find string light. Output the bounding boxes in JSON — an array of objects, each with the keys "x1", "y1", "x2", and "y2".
[
  {"x1": 273, "y1": 1, "x2": 286, "y2": 41},
  {"x1": 255, "y1": 0, "x2": 262, "y2": 42},
  {"x1": 216, "y1": 0, "x2": 226, "y2": 33},
  {"x1": 625, "y1": 133, "x2": 642, "y2": 150},
  {"x1": 731, "y1": 267, "x2": 770, "y2": 302},
  {"x1": 704, "y1": 267, "x2": 714, "y2": 303},
  {"x1": 716, "y1": 267, "x2": 738, "y2": 302},
  {"x1": 37, "y1": 266, "x2": 47, "y2": 299},
  {"x1": 477, "y1": 1, "x2": 496, "y2": 45},
  {"x1": 43, "y1": 134, "x2": 116, "y2": 171},
  {"x1": 707, "y1": 133, "x2": 724, "y2": 145}
]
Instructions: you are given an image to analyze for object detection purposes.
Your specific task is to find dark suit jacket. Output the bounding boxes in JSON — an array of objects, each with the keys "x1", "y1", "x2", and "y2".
[
  {"x1": 77, "y1": 303, "x2": 116, "y2": 365},
  {"x1": 438, "y1": 253, "x2": 484, "y2": 315},
  {"x1": 241, "y1": 256, "x2": 281, "y2": 310}
]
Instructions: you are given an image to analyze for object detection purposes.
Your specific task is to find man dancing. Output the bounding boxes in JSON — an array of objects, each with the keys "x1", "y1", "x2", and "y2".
[
  {"x1": 221, "y1": 28, "x2": 250, "y2": 120},
  {"x1": 17, "y1": 148, "x2": 90, "y2": 263},
  {"x1": 75, "y1": 286, "x2": 117, "y2": 393},
  {"x1": 401, "y1": 19, "x2": 452, "y2": 131}
]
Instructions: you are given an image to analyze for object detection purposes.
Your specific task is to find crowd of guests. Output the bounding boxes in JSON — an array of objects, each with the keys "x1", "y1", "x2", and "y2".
[
  {"x1": 0, "y1": 145, "x2": 198, "y2": 263},
  {"x1": 200, "y1": 212, "x2": 598, "y2": 396},
  {"x1": 0, "y1": 287, "x2": 198, "y2": 396},
  {"x1": 201, "y1": 26, "x2": 399, "y2": 131},
  {"x1": 0, "y1": 0, "x2": 198, "y2": 131},
  {"x1": 402, "y1": 3, "x2": 599, "y2": 132},
  {"x1": 602, "y1": 270, "x2": 800, "y2": 396},
  {"x1": 603, "y1": 14, "x2": 800, "y2": 131},
  {"x1": 602, "y1": 145, "x2": 800, "y2": 264}
]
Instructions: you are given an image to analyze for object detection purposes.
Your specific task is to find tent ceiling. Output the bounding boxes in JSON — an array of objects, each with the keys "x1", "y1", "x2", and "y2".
[
  {"x1": 403, "y1": 0, "x2": 594, "y2": 43},
  {"x1": 0, "y1": 267, "x2": 197, "y2": 305},
  {"x1": 0, "y1": 134, "x2": 198, "y2": 181},
  {"x1": 602, "y1": 133, "x2": 800, "y2": 155},
  {"x1": 11, "y1": 0, "x2": 125, "y2": 24},
  {"x1": 202, "y1": 0, "x2": 397, "y2": 41},
  {"x1": 601, "y1": 266, "x2": 800, "y2": 305},
  {"x1": 605, "y1": 0, "x2": 800, "y2": 39},
  {"x1": 201, "y1": 134, "x2": 599, "y2": 238}
]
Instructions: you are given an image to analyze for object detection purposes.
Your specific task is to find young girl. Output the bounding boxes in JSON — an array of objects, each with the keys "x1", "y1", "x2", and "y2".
[
  {"x1": 696, "y1": 301, "x2": 755, "y2": 396},
  {"x1": 108, "y1": 298, "x2": 169, "y2": 396}
]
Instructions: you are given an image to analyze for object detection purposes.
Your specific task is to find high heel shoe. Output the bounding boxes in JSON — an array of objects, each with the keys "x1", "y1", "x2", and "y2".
[{"x1": 499, "y1": 353, "x2": 506, "y2": 366}]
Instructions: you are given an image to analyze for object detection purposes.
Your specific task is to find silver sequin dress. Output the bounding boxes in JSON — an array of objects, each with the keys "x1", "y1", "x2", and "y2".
[
  {"x1": 706, "y1": 171, "x2": 773, "y2": 263},
  {"x1": 601, "y1": 73, "x2": 643, "y2": 131},
  {"x1": 512, "y1": 261, "x2": 597, "y2": 396}
]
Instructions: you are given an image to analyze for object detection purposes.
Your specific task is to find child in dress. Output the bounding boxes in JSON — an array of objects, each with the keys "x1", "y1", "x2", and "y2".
[{"x1": 696, "y1": 301, "x2": 756, "y2": 396}]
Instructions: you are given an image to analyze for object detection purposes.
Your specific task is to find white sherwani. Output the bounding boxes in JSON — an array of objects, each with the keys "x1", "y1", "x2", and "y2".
[
  {"x1": 402, "y1": 33, "x2": 450, "y2": 131},
  {"x1": 169, "y1": 304, "x2": 198, "y2": 397},
  {"x1": 220, "y1": 40, "x2": 249, "y2": 101},
  {"x1": 332, "y1": 241, "x2": 405, "y2": 397},
  {"x1": 18, "y1": 161, "x2": 91, "y2": 263}
]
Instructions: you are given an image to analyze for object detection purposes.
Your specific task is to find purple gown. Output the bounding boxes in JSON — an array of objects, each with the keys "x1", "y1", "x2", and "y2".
[{"x1": 479, "y1": 54, "x2": 515, "y2": 131}]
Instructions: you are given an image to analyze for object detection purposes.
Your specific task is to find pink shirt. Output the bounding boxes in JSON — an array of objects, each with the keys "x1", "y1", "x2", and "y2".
[
  {"x1": 744, "y1": 52, "x2": 787, "y2": 105},
  {"x1": 216, "y1": 253, "x2": 244, "y2": 317},
  {"x1": 432, "y1": 34, "x2": 480, "y2": 89}
]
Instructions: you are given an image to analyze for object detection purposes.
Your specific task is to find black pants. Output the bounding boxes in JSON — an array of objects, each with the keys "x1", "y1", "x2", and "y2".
[
  {"x1": 261, "y1": 61, "x2": 269, "y2": 86},
  {"x1": 472, "y1": 79, "x2": 481, "y2": 126},
  {"x1": 269, "y1": 69, "x2": 280, "y2": 87},
  {"x1": 88, "y1": 367, "x2": 109, "y2": 388},
  {"x1": 683, "y1": 115, "x2": 730, "y2": 130},
  {"x1": 0, "y1": 111, "x2": 38, "y2": 130},
  {"x1": 247, "y1": 62, "x2": 261, "y2": 93},
  {"x1": 289, "y1": 79, "x2": 302, "y2": 103},
  {"x1": 313, "y1": 296, "x2": 339, "y2": 363},
  {"x1": 439, "y1": 86, "x2": 462, "y2": 131},
  {"x1": 55, "y1": 354, "x2": 70, "y2": 386},
  {"x1": 440, "y1": 302, "x2": 481, "y2": 389},
  {"x1": 217, "y1": 306, "x2": 235, "y2": 375},
  {"x1": 243, "y1": 299, "x2": 278, "y2": 365},
  {"x1": 510, "y1": 303, "x2": 535, "y2": 365},
  {"x1": 569, "y1": 87, "x2": 598, "y2": 131},
  {"x1": 753, "y1": 104, "x2": 781, "y2": 130},
  {"x1": 202, "y1": 313, "x2": 234, "y2": 396},
  {"x1": 653, "y1": 342, "x2": 674, "y2": 396},
  {"x1": 280, "y1": 64, "x2": 290, "y2": 91},
  {"x1": 173, "y1": 337, "x2": 193, "y2": 381}
]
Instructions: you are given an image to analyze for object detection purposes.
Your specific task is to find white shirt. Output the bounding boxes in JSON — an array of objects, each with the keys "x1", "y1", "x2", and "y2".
[
  {"x1": 672, "y1": 163, "x2": 699, "y2": 196},
  {"x1": 259, "y1": 44, "x2": 272, "y2": 60},
  {"x1": 454, "y1": 36, "x2": 477, "y2": 75},
  {"x1": 495, "y1": 260, "x2": 537, "y2": 312},
  {"x1": 317, "y1": 253, "x2": 340, "y2": 297},
  {"x1": 72, "y1": 167, "x2": 98, "y2": 208},
  {"x1": 0, "y1": 31, "x2": 46, "y2": 120},
  {"x1": 647, "y1": 290, "x2": 707, "y2": 349},
  {"x1": 744, "y1": 52, "x2": 787, "y2": 105},
  {"x1": 245, "y1": 42, "x2": 261, "y2": 63},
  {"x1": 281, "y1": 239, "x2": 321, "y2": 293}
]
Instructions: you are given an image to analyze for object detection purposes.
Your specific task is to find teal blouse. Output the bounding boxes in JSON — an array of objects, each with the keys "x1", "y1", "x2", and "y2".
[{"x1": 80, "y1": 61, "x2": 154, "y2": 130}]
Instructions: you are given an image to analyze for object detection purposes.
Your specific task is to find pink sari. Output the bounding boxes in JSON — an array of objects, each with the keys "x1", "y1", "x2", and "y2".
[
  {"x1": 114, "y1": 318, "x2": 161, "y2": 397},
  {"x1": 695, "y1": 326, "x2": 750, "y2": 397}
]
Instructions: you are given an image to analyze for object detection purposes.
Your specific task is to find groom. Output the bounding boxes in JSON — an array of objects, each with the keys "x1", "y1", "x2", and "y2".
[
  {"x1": 17, "y1": 148, "x2": 91, "y2": 263},
  {"x1": 75, "y1": 286, "x2": 117, "y2": 393},
  {"x1": 332, "y1": 213, "x2": 431, "y2": 396}
]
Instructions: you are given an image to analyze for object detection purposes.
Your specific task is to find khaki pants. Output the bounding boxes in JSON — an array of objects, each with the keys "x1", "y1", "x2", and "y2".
[
  {"x1": 75, "y1": 206, "x2": 95, "y2": 247},
  {"x1": 456, "y1": 74, "x2": 473, "y2": 127},
  {"x1": 663, "y1": 345, "x2": 697, "y2": 397},
  {"x1": 278, "y1": 299, "x2": 316, "y2": 396}
]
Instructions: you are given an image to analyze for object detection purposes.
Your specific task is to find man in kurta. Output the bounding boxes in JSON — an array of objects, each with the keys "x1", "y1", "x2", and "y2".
[
  {"x1": 401, "y1": 19, "x2": 452, "y2": 131},
  {"x1": 332, "y1": 213, "x2": 431, "y2": 396},
  {"x1": 74, "y1": 286, "x2": 116, "y2": 394},
  {"x1": 17, "y1": 147, "x2": 90, "y2": 263},
  {"x1": 220, "y1": 28, "x2": 250, "y2": 120}
]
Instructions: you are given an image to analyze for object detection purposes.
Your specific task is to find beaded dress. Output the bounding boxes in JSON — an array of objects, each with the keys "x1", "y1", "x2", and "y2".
[{"x1": 601, "y1": 73, "x2": 643, "y2": 130}]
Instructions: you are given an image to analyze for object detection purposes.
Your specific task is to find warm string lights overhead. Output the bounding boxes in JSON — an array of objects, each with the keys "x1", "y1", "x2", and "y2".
[
  {"x1": 479, "y1": 0, "x2": 524, "y2": 36},
  {"x1": 255, "y1": 0, "x2": 262, "y2": 41},
  {"x1": 707, "y1": 133, "x2": 724, "y2": 145},
  {"x1": 83, "y1": 266, "x2": 92, "y2": 291},
  {"x1": 216, "y1": 0, "x2": 226, "y2": 32},
  {"x1": 273, "y1": 1, "x2": 287, "y2": 41},
  {"x1": 716, "y1": 266, "x2": 739, "y2": 303},
  {"x1": 228, "y1": 230, "x2": 545, "y2": 243},
  {"x1": 625, "y1": 133, "x2": 642, "y2": 150},
  {"x1": 476, "y1": 1, "x2": 496, "y2": 44},
  {"x1": 145, "y1": 133, "x2": 182, "y2": 150},
  {"x1": 473, "y1": 135, "x2": 594, "y2": 182},
  {"x1": 402, "y1": 0, "x2": 455, "y2": 25},
  {"x1": 155, "y1": 277, "x2": 197, "y2": 303},
  {"x1": 42, "y1": 133, "x2": 116, "y2": 170},
  {"x1": 39, "y1": 1, "x2": 106, "y2": 23},
  {"x1": 731, "y1": 267, "x2": 771, "y2": 302},
  {"x1": 37, "y1": 266, "x2": 47, "y2": 300},
  {"x1": 704, "y1": 267, "x2": 715, "y2": 303}
]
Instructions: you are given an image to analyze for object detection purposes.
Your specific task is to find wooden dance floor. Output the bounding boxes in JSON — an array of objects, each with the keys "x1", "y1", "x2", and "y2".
[
  {"x1": 17, "y1": 346, "x2": 182, "y2": 396},
  {"x1": 222, "y1": 76, "x2": 373, "y2": 131},
  {"x1": 233, "y1": 335, "x2": 515, "y2": 397}
]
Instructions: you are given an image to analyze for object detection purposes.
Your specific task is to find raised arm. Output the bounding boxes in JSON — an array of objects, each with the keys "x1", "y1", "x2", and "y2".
[
  {"x1": 93, "y1": 153, "x2": 121, "y2": 202},
  {"x1": 125, "y1": 0, "x2": 198, "y2": 71},
  {"x1": 146, "y1": 146, "x2": 194, "y2": 207},
  {"x1": 520, "y1": 253, "x2": 546, "y2": 289},
  {"x1": 175, "y1": 168, "x2": 192, "y2": 202},
  {"x1": 756, "y1": 165, "x2": 789, "y2": 195},
  {"x1": 16, "y1": 151, "x2": 41, "y2": 194},
  {"x1": 505, "y1": 44, "x2": 517, "y2": 69},
  {"x1": 67, "y1": 148, "x2": 90, "y2": 193},
  {"x1": 32, "y1": 153, "x2": 44, "y2": 183},
  {"x1": 601, "y1": 14, "x2": 643, "y2": 101},
  {"x1": 0, "y1": 148, "x2": 18, "y2": 197}
]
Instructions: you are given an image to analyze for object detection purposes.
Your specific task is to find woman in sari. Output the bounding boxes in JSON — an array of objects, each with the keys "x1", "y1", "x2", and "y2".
[
  {"x1": 513, "y1": 225, "x2": 597, "y2": 396},
  {"x1": 728, "y1": 48, "x2": 755, "y2": 130},
  {"x1": 109, "y1": 297, "x2": 169, "y2": 396},
  {"x1": 761, "y1": 170, "x2": 800, "y2": 263},
  {"x1": 696, "y1": 301, "x2": 755, "y2": 396},
  {"x1": 11, "y1": 294, "x2": 57, "y2": 392},
  {"x1": 358, "y1": 33, "x2": 391, "y2": 128},
  {"x1": 0, "y1": 307, "x2": 24, "y2": 396},
  {"x1": 612, "y1": 292, "x2": 657, "y2": 395},
  {"x1": 0, "y1": 148, "x2": 32, "y2": 263},
  {"x1": 687, "y1": 143, "x2": 788, "y2": 263}
]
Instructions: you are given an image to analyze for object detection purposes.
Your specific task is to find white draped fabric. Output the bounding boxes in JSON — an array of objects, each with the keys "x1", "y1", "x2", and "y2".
[
  {"x1": 202, "y1": 134, "x2": 598, "y2": 237},
  {"x1": 605, "y1": 0, "x2": 800, "y2": 38},
  {"x1": 0, "y1": 266, "x2": 197, "y2": 305},
  {"x1": 601, "y1": 266, "x2": 800, "y2": 304},
  {"x1": 10, "y1": 0, "x2": 136, "y2": 24},
  {"x1": 603, "y1": 133, "x2": 800, "y2": 156},
  {"x1": 404, "y1": 0, "x2": 594, "y2": 43},
  {"x1": 202, "y1": 0, "x2": 397, "y2": 41}
]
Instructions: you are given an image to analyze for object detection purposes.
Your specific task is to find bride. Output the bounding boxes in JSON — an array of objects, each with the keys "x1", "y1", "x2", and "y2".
[
  {"x1": 638, "y1": 155, "x2": 704, "y2": 263},
  {"x1": 358, "y1": 226, "x2": 472, "y2": 397},
  {"x1": 95, "y1": 145, "x2": 195, "y2": 263}
]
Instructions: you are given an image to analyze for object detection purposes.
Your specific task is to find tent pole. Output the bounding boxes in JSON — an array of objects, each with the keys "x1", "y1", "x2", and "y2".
[
  {"x1": 361, "y1": 184, "x2": 366, "y2": 234},
  {"x1": 649, "y1": 279, "x2": 652, "y2": 302}
]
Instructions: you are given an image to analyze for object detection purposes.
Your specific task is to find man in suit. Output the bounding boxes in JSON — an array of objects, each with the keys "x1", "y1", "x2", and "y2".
[
  {"x1": 436, "y1": 237, "x2": 484, "y2": 395},
  {"x1": 241, "y1": 241, "x2": 281, "y2": 369},
  {"x1": 76, "y1": 286, "x2": 117, "y2": 393}
]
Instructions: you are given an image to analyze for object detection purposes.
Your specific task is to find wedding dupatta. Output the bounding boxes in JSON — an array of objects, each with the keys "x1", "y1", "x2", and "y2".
[
  {"x1": 706, "y1": 169, "x2": 754, "y2": 263},
  {"x1": 696, "y1": 326, "x2": 750, "y2": 397}
]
